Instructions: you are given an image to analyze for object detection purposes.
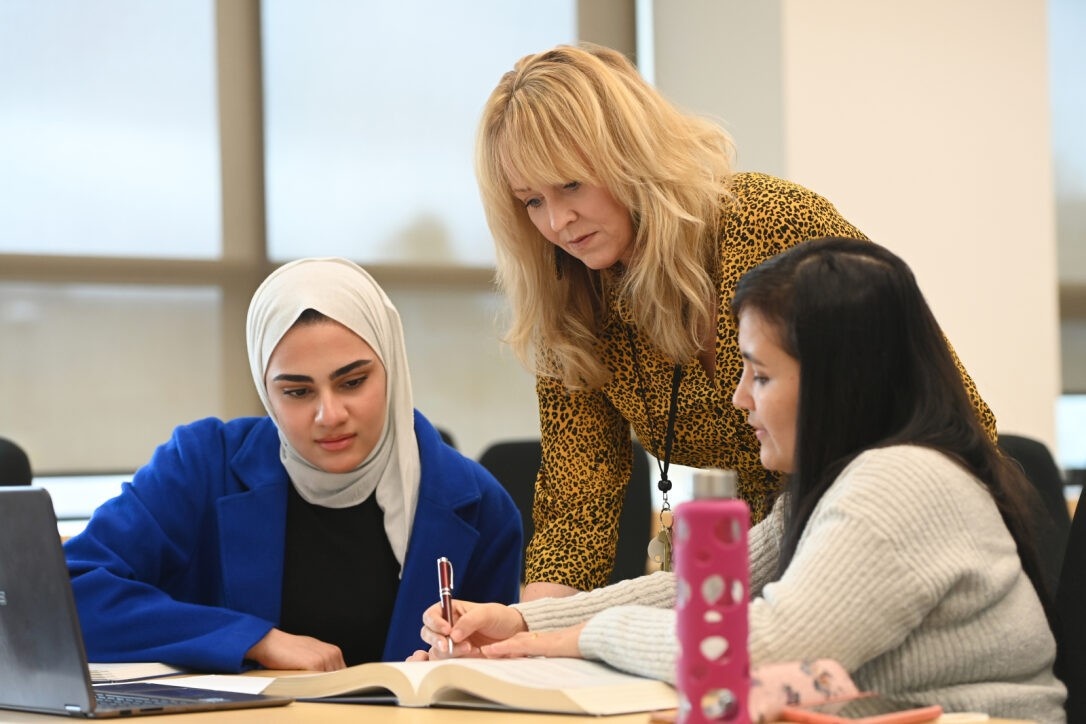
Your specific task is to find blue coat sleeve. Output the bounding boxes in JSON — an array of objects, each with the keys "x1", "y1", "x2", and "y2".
[{"x1": 64, "y1": 418, "x2": 282, "y2": 672}]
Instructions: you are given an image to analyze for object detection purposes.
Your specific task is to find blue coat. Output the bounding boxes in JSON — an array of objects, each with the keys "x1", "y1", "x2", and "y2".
[{"x1": 64, "y1": 411, "x2": 522, "y2": 671}]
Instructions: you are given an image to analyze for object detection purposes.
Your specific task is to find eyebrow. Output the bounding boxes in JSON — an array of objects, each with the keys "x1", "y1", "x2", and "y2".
[
  {"x1": 740, "y1": 350, "x2": 763, "y2": 365},
  {"x1": 271, "y1": 359, "x2": 372, "y2": 383}
]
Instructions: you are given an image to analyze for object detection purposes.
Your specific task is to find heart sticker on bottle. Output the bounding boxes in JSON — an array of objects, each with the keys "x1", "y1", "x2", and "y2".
[
  {"x1": 699, "y1": 635, "x2": 729, "y2": 661},
  {"x1": 701, "y1": 574, "x2": 724, "y2": 605}
]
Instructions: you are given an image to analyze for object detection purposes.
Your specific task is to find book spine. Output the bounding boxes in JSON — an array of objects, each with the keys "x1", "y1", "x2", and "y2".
[{"x1": 673, "y1": 469, "x2": 750, "y2": 724}]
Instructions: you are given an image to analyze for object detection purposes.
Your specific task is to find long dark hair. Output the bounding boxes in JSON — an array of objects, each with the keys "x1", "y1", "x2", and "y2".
[{"x1": 731, "y1": 237, "x2": 1056, "y2": 633}]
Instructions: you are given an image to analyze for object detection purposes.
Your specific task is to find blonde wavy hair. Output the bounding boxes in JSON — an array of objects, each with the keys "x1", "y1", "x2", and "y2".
[{"x1": 476, "y1": 43, "x2": 735, "y2": 389}]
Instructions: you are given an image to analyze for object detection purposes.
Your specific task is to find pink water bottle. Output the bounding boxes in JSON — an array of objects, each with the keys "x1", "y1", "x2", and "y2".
[{"x1": 674, "y1": 468, "x2": 750, "y2": 724}]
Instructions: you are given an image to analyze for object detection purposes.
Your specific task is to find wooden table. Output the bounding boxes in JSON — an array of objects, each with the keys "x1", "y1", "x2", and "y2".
[{"x1": 0, "y1": 701, "x2": 1037, "y2": 723}]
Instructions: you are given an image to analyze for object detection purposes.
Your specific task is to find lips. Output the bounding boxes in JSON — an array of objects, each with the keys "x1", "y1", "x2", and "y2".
[
  {"x1": 566, "y1": 231, "x2": 594, "y2": 249},
  {"x1": 316, "y1": 434, "x2": 355, "y2": 451}
]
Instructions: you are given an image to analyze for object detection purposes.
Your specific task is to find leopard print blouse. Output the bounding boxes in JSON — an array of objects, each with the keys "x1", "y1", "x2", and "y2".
[{"x1": 525, "y1": 172, "x2": 996, "y2": 591}]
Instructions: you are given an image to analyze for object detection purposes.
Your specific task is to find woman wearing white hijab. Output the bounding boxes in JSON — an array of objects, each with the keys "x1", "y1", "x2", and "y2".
[{"x1": 66, "y1": 258, "x2": 522, "y2": 673}]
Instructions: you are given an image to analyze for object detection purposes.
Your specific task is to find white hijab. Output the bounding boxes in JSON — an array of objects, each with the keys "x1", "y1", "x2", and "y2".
[{"x1": 245, "y1": 257, "x2": 420, "y2": 570}]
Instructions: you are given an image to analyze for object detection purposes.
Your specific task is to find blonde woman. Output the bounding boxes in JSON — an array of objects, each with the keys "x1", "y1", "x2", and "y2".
[{"x1": 476, "y1": 43, "x2": 995, "y2": 599}]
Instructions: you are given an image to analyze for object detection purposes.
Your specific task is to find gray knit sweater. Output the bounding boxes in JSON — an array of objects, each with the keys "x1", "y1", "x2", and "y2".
[{"x1": 513, "y1": 445, "x2": 1066, "y2": 722}]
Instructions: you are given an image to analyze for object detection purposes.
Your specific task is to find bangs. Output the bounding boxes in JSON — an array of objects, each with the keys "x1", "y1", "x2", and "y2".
[{"x1": 493, "y1": 89, "x2": 606, "y2": 192}]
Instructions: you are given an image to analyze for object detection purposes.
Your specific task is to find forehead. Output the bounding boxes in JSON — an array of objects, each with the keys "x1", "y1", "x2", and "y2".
[
  {"x1": 499, "y1": 138, "x2": 596, "y2": 192},
  {"x1": 504, "y1": 164, "x2": 564, "y2": 193},
  {"x1": 505, "y1": 168, "x2": 532, "y2": 192},
  {"x1": 268, "y1": 320, "x2": 378, "y2": 368},
  {"x1": 737, "y1": 309, "x2": 785, "y2": 353}
]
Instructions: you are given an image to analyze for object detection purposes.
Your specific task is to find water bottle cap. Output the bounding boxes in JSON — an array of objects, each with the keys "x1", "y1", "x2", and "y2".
[{"x1": 692, "y1": 469, "x2": 737, "y2": 498}]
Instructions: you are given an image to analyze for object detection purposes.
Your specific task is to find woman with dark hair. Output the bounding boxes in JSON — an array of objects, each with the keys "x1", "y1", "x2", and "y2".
[
  {"x1": 413, "y1": 238, "x2": 1065, "y2": 720},
  {"x1": 733, "y1": 238, "x2": 1049, "y2": 588}
]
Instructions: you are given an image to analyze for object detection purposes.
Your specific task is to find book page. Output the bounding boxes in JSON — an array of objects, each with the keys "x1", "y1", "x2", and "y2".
[
  {"x1": 260, "y1": 662, "x2": 421, "y2": 701},
  {"x1": 154, "y1": 675, "x2": 272, "y2": 695},
  {"x1": 422, "y1": 658, "x2": 678, "y2": 715},
  {"x1": 431, "y1": 657, "x2": 654, "y2": 687}
]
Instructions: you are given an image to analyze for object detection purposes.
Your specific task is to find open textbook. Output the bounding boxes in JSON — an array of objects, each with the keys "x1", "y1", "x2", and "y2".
[{"x1": 161, "y1": 657, "x2": 678, "y2": 716}]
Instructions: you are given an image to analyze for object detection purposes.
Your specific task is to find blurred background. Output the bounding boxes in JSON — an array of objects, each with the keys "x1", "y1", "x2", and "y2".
[{"x1": 1, "y1": 0, "x2": 1083, "y2": 527}]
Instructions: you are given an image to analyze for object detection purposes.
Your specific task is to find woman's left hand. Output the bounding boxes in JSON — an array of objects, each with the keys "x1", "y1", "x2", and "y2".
[{"x1": 478, "y1": 622, "x2": 586, "y2": 659}]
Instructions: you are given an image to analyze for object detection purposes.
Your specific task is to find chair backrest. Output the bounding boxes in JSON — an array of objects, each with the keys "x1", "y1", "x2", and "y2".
[
  {"x1": 477, "y1": 438, "x2": 652, "y2": 585},
  {"x1": 1058, "y1": 500, "x2": 1086, "y2": 721},
  {"x1": 997, "y1": 433, "x2": 1071, "y2": 596},
  {"x1": 0, "y1": 437, "x2": 32, "y2": 486},
  {"x1": 477, "y1": 440, "x2": 540, "y2": 553},
  {"x1": 436, "y1": 427, "x2": 457, "y2": 449}
]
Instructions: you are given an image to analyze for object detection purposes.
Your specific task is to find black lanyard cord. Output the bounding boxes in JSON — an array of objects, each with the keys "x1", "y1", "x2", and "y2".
[{"x1": 626, "y1": 327, "x2": 683, "y2": 506}]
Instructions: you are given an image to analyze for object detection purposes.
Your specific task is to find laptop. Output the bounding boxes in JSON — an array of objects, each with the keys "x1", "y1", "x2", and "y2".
[{"x1": 0, "y1": 487, "x2": 294, "y2": 717}]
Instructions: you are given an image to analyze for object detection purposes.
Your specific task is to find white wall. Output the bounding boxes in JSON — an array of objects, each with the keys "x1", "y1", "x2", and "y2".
[{"x1": 652, "y1": 0, "x2": 1060, "y2": 447}]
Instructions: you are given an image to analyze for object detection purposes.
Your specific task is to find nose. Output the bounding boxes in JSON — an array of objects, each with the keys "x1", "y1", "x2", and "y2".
[
  {"x1": 315, "y1": 391, "x2": 348, "y2": 427},
  {"x1": 732, "y1": 373, "x2": 752, "y2": 411},
  {"x1": 547, "y1": 198, "x2": 575, "y2": 232}
]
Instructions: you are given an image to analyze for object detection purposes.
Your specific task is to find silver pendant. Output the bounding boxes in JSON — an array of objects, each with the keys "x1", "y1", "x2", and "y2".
[{"x1": 647, "y1": 526, "x2": 673, "y2": 572}]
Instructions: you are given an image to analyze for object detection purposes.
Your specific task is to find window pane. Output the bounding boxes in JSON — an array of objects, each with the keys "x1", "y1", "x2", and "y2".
[
  {"x1": 0, "y1": 283, "x2": 223, "y2": 473},
  {"x1": 263, "y1": 0, "x2": 575, "y2": 265},
  {"x1": 1059, "y1": 395, "x2": 1086, "y2": 471},
  {"x1": 1051, "y1": 0, "x2": 1086, "y2": 283},
  {"x1": 0, "y1": 0, "x2": 220, "y2": 258}
]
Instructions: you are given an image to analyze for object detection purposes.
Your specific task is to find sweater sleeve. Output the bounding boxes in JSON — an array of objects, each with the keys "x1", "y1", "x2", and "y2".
[
  {"x1": 64, "y1": 420, "x2": 276, "y2": 672},
  {"x1": 749, "y1": 495, "x2": 785, "y2": 596},
  {"x1": 516, "y1": 504, "x2": 777, "y2": 685},
  {"x1": 580, "y1": 606, "x2": 679, "y2": 683},
  {"x1": 513, "y1": 571, "x2": 679, "y2": 683},
  {"x1": 514, "y1": 570, "x2": 676, "y2": 630}
]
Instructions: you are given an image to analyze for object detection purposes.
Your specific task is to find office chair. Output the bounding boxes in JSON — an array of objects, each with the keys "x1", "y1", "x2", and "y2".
[
  {"x1": 435, "y1": 427, "x2": 457, "y2": 450},
  {"x1": 477, "y1": 438, "x2": 652, "y2": 585},
  {"x1": 997, "y1": 433, "x2": 1072, "y2": 596},
  {"x1": 1058, "y1": 500, "x2": 1086, "y2": 721},
  {"x1": 0, "y1": 437, "x2": 32, "y2": 486}
]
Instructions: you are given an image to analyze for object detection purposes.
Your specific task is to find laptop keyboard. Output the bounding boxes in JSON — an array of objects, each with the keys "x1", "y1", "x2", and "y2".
[{"x1": 95, "y1": 690, "x2": 205, "y2": 710}]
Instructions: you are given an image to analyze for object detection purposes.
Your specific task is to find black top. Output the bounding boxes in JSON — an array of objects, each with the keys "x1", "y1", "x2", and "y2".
[{"x1": 279, "y1": 483, "x2": 400, "y2": 665}]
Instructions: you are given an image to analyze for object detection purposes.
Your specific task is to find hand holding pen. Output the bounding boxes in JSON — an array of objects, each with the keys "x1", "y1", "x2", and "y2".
[
  {"x1": 437, "y1": 556, "x2": 455, "y2": 654},
  {"x1": 409, "y1": 579, "x2": 533, "y2": 661}
]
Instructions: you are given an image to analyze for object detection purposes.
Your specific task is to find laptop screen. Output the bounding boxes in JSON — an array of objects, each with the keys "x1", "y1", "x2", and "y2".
[{"x1": 0, "y1": 487, "x2": 99, "y2": 714}]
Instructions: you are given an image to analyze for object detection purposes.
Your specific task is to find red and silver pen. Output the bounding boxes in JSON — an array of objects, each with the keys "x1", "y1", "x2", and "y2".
[{"x1": 437, "y1": 556, "x2": 455, "y2": 654}]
